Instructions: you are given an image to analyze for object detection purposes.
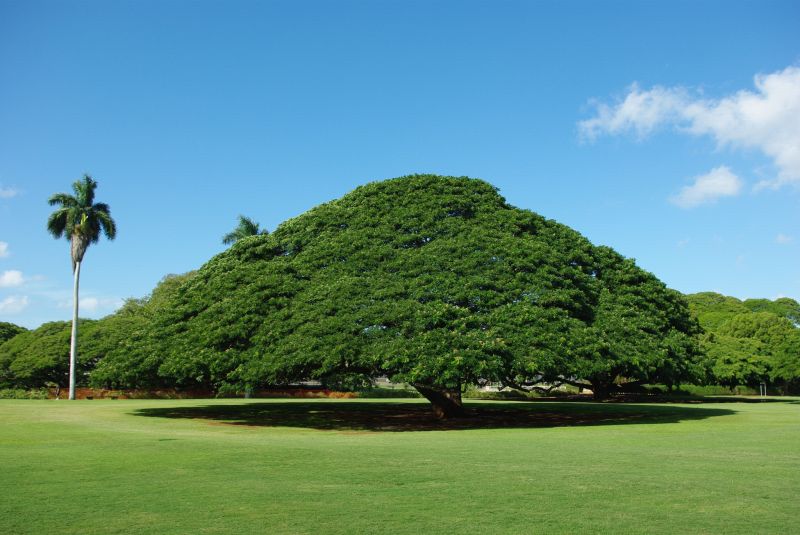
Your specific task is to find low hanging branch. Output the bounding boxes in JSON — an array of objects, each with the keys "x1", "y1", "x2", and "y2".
[{"x1": 501, "y1": 377, "x2": 567, "y2": 395}]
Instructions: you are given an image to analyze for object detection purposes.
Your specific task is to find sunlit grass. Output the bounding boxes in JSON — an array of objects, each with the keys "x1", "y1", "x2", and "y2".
[{"x1": 1, "y1": 398, "x2": 798, "y2": 534}]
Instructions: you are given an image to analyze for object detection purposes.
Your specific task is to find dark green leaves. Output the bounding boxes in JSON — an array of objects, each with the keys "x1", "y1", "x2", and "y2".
[
  {"x1": 96, "y1": 175, "x2": 701, "y2": 396},
  {"x1": 47, "y1": 174, "x2": 116, "y2": 265}
]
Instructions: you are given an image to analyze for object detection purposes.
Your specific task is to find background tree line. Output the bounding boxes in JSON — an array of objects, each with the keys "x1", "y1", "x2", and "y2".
[
  {"x1": 685, "y1": 292, "x2": 800, "y2": 393},
  {"x1": 2, "y1": 176, "x2": 798, "y2": 411}
]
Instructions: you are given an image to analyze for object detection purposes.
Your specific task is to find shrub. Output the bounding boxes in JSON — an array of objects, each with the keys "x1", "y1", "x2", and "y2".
[{"x1": 0, "y1": 388, "x2": 48, "y2": 399}]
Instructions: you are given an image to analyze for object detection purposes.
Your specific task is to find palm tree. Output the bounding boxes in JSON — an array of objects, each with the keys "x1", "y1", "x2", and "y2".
[
  {"x1": 222, "y1": 215, "x2": 268, "y2": 245},
  {"x1": 47, "y1": 175, "x2": 116, "y2": 400}
]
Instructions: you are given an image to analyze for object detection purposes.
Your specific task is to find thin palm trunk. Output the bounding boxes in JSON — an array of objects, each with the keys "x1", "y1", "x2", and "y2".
[
  {"x1": 47, "y1": 176, "x2": 116, "y2": 400},
  {"x1": 69, "y1": 260, "x2": 81, "y2": 400}
]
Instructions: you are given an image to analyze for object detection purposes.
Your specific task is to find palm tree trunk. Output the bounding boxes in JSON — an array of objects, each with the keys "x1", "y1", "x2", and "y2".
[{"x1": 69, "y1": 260, "x2": 81, "y2": 400}]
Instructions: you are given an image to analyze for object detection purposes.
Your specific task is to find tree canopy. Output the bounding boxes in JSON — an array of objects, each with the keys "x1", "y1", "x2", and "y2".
[
  {"x1": 0, "y1": 322, "x2": 27, "y2": 345},
  {"x1": 686, "y1": 292, "x2": 800, "y2": 392},
  {"x1": 90, "y1": 272, "x2": 197, "y2": 388},
  {"x1": 0, "y1": 321, "x2": 82, "y2": 389},
  {"x1": 95, "y1": 175, "x2": 701, "y2": 416},
  {"x1": 0, "y1": 273, "x2": 196, "y2": 392},
  {"x1": 742, "y1": 298, "x2": 800, "y2": 325}
]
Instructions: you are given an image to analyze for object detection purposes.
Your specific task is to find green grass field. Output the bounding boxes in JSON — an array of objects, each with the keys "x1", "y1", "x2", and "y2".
[{"x1": 1, "y1": 398, "x2": 798, "y2": 534}]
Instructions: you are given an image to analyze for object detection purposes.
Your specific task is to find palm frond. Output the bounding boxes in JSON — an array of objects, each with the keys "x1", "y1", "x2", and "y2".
[
  {"x1": 95, "y1": 210, "x2": 117, "y2": 240},
  {"x1": 92, "y1": 202, "x2": 111, "y2": 215},
  {"x1": 85, "y1": 213, "x2": 102, "y2": 244},
  {"x1": 222, "y1": 215, "x2": 266, "y2": 245},
  {"x1": 48, "y1": 193, "x2": 77, "y2": 208},
  {"x1": 239, "y1": 215, "x2": 260, "y2": 235},
  {"x1": 73, "y1": 175, "x2": 97, "y2": 207},
  {"x1": 49, "y1": 175, "x2": 116, "y2": 249},
  {"x1": 46, "y1": 209, "x2": 70, "y2": 239},
  {"x1": 222, "y1": 231, "x2": 238, "y2": 245}
]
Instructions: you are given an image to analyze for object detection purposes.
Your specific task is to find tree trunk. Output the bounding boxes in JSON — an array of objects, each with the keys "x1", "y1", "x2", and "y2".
[
  {"x1": 591, "y1": 381, "x2": 611, "y2": 401},
  {"x1": 413, "y1": 384, "x2": 465, "y2": 419},
  {"x1": 69, "y1": 260, "x2": 81, "y2": 401}
]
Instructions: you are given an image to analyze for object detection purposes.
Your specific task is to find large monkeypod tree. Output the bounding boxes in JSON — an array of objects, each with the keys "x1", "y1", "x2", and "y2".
[{"x1": 99, "y1": 175, "x2": 701, "y2": 417}]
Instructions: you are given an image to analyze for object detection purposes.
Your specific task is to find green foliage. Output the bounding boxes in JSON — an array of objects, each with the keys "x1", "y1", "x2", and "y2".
[
  {"x1": 703, "y1": 333, "x2": 770, "y2": 388},
  {"x1": 355, "y1": 387, "x2": 422, "y2": 398},
  {"x1": 97, "y1": 175, "x2": 701, "y2": 399},
  {"x1": 556, "y1": 246, "x2": 702, "y2": 395},
  {"x1": 0, "y1": 273, "x2": 197, "y2": 390},
  {"x1": 742, "y1": 297, "x2": 800, "y2": 325},
  {"x1": 0, "y1": 322, "x2": 27, "y2": 344},
  {"x1": 0, "y1": 321, "x2": 83, "y2": 388},
  {"x1": 672, "y1": 384, "x2": 760, "y2": 396},
  {"x1": 686, "y1": 292, "x2": 751, "y2": 330},
  {"x1": 0, "y1": 316, "x2": 147, "y2": 389},
  {"x1": 47, "y1": 174, "x2": 116, "y2": 268},
  {"x1": 463, "y1": 387, "x2": 538, "y2": 400},
  {"x1": 686, "y1": 292, "x2": 800, "y2": 391},
  {"x1": 90, "y1": 272, "x2": 198, "y2": 389},
  {"x1": 0, "y1": 388, "x2": 48, "y2": 399},
  {"x1": 222, "y1": 215, "x2": 269, "y2": 245}
]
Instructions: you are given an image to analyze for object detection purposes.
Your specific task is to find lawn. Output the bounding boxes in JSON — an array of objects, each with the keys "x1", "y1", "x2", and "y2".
[{"x1": 1, "y1": 398, "x2": 798, "y2": 534}]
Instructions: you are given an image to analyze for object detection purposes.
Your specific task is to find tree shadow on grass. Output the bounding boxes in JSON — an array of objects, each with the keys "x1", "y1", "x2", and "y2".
[
  {"x1": 132, "y1": 400, "x2": 737, "y2": 432},
  {"x1": 599, "y1": 395, "x2": 800, "y2": 404}
]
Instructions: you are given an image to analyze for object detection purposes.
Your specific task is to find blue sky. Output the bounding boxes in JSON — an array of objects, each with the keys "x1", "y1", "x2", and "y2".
[{"x1": 1, "y1": 0, "x2": 799, "y2": 328}]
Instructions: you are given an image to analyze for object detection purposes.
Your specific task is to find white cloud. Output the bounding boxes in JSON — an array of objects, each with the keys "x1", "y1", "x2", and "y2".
[
  {"x1": 580, "y1": 83, "x2": 689, "y2": 140},
  {"x1": 80, "y1": 297, "x2": 100, "y2": 311},
  {"x1": 0, "y1": 242, "x2": 8, "y2": 258},
  {"x1": 0, "y1": 186, "x2": 19, "y2": 199},
  {"x1": 776, "y1": 233, "x2": 793, "y2": 244},
  {"x1": 580, "y1": 65, "x2": 800, "y2": 188},
  {"x1": 0, "y1": 270, "x2": 24, "y2": 288},
  {"x1": 0, "y1": 295, "x2": 29, "y2": 314},
  {"x1": 670, "y1": 166, "x2": 743, "y2": 208},
  {"x1": 58, "y1": 295, "x2": 123, "y2": 313}
]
